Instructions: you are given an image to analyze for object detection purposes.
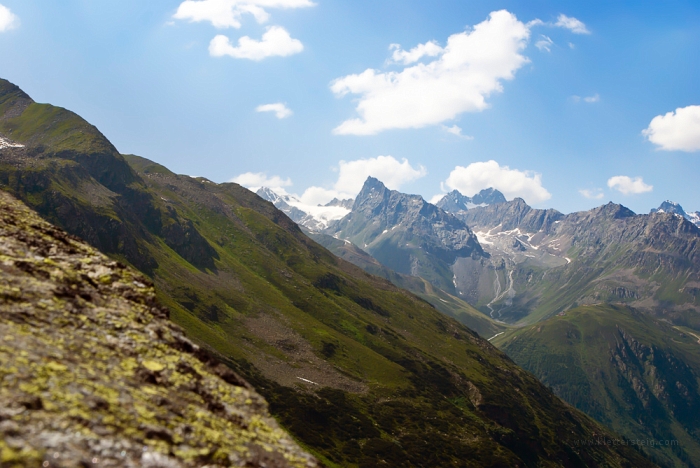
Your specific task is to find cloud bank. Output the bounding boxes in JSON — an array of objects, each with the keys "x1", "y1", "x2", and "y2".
[
  {"x1": 209, "y1": 26, "x2": 302, "y2": 60},
  {"x1": 330, "y1": 10, "x2": 531, "y2": 135},
  {"x1": 443, "y1": 160, "x2": 551, "y2": 205},
  {"x1": 607, "y1": 176, "x2": 653, "y2": 195},
  {"x1": 643, "y1": 105, "x2": 700, "y2": 152},
  {"x1": 0, "y1": 4, "x2": 19, "y2": 31},
  {"x1": 174, "y1": 0, "x2": 314, "y2": 29}
]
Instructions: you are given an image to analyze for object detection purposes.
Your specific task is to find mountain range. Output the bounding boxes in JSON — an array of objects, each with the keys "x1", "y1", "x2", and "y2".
[
  {"x1": 0, "y1": 78, "x2": 655, "y2": 467},
  {"x1": 258, "y1": 175, "x2": 700, "y2": 466}
]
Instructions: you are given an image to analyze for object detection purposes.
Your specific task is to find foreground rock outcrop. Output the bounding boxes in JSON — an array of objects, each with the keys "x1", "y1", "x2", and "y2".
[{"x1": 0, "y1": 190, "x2": 318, "y2": 468}]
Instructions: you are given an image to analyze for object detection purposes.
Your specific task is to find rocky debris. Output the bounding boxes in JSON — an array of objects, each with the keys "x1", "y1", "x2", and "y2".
[{"x1": 0, "y1": 190, "x2": 319, "y2": 468}]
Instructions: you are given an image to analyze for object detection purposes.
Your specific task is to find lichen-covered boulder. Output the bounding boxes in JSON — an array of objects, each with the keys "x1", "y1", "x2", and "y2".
[{"x1": 0, "y1": 190, "x2": 319, "y2": 468}]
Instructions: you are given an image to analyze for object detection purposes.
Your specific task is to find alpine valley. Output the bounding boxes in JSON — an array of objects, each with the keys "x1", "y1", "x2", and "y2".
[
  {"x1": 258, "y1": 163, "x2": 700, "y2": 466},
  {"x1": 3, "y1": 74, "x2": 700, "y2": 468}
]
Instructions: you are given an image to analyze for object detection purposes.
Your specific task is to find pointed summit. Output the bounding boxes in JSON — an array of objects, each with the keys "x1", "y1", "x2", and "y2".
[{"x1": 436, "y1": 187, "x2": 506, "y2": 213}]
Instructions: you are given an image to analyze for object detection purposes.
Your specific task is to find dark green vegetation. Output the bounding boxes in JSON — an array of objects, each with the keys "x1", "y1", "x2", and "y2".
[
  {"x1": 0, "y1": 190, "x2": 318, "y2": 468},
  {"x1": 0, "y1": 78, "x2": 657, "y2": 466},
  {"x1": 497, "y1": 305, "x2": 700, "y2": 468}
]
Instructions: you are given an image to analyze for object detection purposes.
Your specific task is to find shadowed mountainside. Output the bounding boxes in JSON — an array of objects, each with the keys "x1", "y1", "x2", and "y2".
[{"x1": 496, "y1": 304, "x2": 700, "y2": 468}]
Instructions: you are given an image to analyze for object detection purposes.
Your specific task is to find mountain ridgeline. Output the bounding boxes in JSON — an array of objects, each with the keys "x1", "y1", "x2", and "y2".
[
  {"x1": 328, "y1": 177, "x2": 485, "y2": 293},
  {"x1": 0, "y1": 78, "x2": 656, "y2": 466}
]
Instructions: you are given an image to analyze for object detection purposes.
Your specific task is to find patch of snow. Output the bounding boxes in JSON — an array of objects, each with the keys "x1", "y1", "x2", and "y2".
[
  {"x1": 487, "y1": 332, "x2": 505, "y2": 341},
  {"x1": 565, "y1": 257, "x2": 571, "y2": 264},
  {"x1": 475, "y1": 231, "x2": 494, "y2": 245},
  {"x1": 0, "y1": 136, "x2": 25, "y2": 149},
  {"x1": 296, "y1": 377, "x2": 318, "y2": 385},
  {"x1": 382, "y1": 229, "x2": 388, "y2": 234}
]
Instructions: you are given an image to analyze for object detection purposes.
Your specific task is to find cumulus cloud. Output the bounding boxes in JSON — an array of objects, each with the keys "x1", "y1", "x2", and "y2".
[
  {"x1": 174, "y1": 0, "x2": 314, "y2": 29},
  {"x1": 230, "y1": 172, "x2": 292, "y2": 193},
  {"x1": 389, "y1": 41, "x2": 444, "y2": 64},
  {"x1": 442, "y1": 125, "x2": 473, "y2": 139},
  {"x1": 579, "y1": 188, "x2": 604, "y2": 200},
  {"x1": 554, "y1": 14, "x2": 590, "y2": 34},
  {"x1": 0, "y1": 4, "x2": 19, "y2": 31},
  {"x1": 300, "y1": 156, "x2": 427, "y2": 205},
  {"x1": 256, "y1": 102, "x2": 293, "y2": 119},
  {"x1": 535, "y1": 35, "x2": 553, "y2": 52},
  {"x1": 330, "y1": 10, "x2": 531, "y2": 135},
  {"x1": 607, "y1": 176, "x2": 653, "y2": 195},
  {"x1": 643, "y1": 105, "x2": 700, "y2": 152},
  {"x1": 209, "y1": 26, "x2": 303, "y2": 60},
  {"x1": 442, "y1": 160, "x2": 551, "y2": 205}
]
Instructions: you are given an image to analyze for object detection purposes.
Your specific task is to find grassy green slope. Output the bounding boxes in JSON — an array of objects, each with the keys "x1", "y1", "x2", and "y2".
[
  {"x1": 496, "y1": 304, "x2": 700, "y2": 467},
  {"x1": 307, "y1": 230, "x2": 505, "y2": 338},
  {"x1": 0, "y1": 79, "x2": 654, "y2": 467}
]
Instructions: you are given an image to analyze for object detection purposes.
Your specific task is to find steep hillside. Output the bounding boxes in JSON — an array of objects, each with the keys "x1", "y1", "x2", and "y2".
[
  {"x1": 328, "y1": 177, "x2": 484, "y2": 293},
  {"x1": 0, "y1": 190, "x2": 318, "y2": 468},
  {"x1": 307, "y1": 230, "x2": 504, "y2": 338},
  {"x1": 496, "y1": 305, "x2": 700, "y2": 468},
  {"x1": 455, "y1": 199, "x2": 700, "y2": 327},
  {"x1": 0, "y1": 78, "x2": 655, "y2": 467}
]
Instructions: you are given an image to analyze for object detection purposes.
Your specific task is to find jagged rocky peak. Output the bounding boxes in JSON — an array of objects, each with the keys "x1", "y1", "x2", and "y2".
[
  {"x1": 256, "y1": 186, "x2": 283, "y2": 203},
  {"x1": 471, "y1": 187, "x2": 507, "y2": 205},
  {"x1": 652, "y1": 200, "x2": 687, "y2": 217},
  {"x1": 651, "y1": 200, "x2": 700, "y2": 227},
  {"x1": 324, "y1": 197, "x2": 354, "y2": 209},
  {"x1": 593, "y1": 202, "x2": 636, "y2": 219},
  {"x1": 436, "y1": 187, "x2": 506, "y2": 213}
]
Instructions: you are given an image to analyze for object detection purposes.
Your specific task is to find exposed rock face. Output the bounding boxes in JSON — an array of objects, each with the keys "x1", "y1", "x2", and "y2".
[
  {"x1": 453, "y1": 198, "x2": 700, "y2": 324},
  {"x1": 652, "y1": 200, "x2": 700, "y2": 228},
  {"x1": 0, "y1": 190, "x2": 318, "y2": 468},
  {"x1": 436, "y1": 188, "x2": 506, "y2": 214},
  {"x1": 328, "y1": 177, "x2": 484, "y2": 292}
]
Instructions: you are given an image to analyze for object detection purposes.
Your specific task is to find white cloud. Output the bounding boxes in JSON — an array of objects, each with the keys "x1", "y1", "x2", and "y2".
[
  {"x1": 330, "y1": 10, "x2": 531, "y2": 135},
  {"x1": 389, "y1": 41, "x2": 444, "y2": 64},
  {"x1": 209, "y1": 26, "x2": 303, "y2": 60},
  {"x1": 0, "y1": 4, "x2": 19, "y2": 31},
  {"x1": 643, "y1": 105, "x2": 700, "y2": 152},
  {"x1": 174, "y1": 0, "x2": 314, "y2": 29},
  {"x1": 571, "y1": 93, "x2": 599, "y2": 104},
  {"x1": 442, "y1": 160, "x2": 551, "y2": 205},
  {"x1": 230, "y1": 172, "x2": 292, "y2": 193},
  {"x1": 300, "y1": 156, "x2": 427, "y2": 205},
  {"x1": 535, "y1": 35, "x2": 553, "y2": 52},
  {"x1": 554, "y1": 14, "x2": 590, "y2": 34},
  {"x1": 607, "y1": 176, "x2": 653, "y2": 195},
  {"x1": 256, "y1": 102, "x2": 293, "y2": 119},
  {"x1": 442, "y1": 124, "x2": 473, "y2": 140},
  {"x1": 579, "y1": 188, "x2": 604, "y2": 200}
]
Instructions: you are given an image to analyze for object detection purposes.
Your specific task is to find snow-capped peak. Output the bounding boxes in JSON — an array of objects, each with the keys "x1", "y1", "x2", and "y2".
[{"x1": 256, "y1": 187, "x2": 350, "y2": 231}]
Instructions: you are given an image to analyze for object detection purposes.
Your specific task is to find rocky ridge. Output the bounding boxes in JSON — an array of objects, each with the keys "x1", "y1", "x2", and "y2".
[
  {"x1": 0, "y1": 190, "x2": 318, "y2": 468},
  {"x1": 327, "y1": 177, "x2": 484, "y2": 292}
]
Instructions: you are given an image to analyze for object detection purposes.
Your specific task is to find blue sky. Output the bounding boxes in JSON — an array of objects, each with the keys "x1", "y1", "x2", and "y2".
[{"x1": 1, "y1": 0, "x2": 699, "y2": 214}]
